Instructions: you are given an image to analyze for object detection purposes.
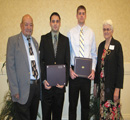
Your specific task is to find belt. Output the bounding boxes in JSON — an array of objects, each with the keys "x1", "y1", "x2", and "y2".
[{"x1": 30, "y1": 79, "x2": 40, "y2": 85}]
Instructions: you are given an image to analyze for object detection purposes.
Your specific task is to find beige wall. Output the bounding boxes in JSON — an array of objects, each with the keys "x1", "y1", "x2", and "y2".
[
  {"x1": 0, "y1": 0, "x2": 130, "y2": 119},
  {"x1": 0, "y1": 0, "x2": 130, "y2": 62}
]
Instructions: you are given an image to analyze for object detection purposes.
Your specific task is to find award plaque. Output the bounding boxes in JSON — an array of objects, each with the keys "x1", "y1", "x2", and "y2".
[
  {"x1": 74, "y1": 57, "x2": 92, "y2": 78},
  {"x1": 46, "y1": 65, "x2": 66, "y2": 86}
]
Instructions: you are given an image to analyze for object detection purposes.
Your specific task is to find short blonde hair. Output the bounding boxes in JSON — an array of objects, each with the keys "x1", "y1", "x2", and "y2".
[{"x1": 103, "y1": 19, "x2": 113, "y2": 30}]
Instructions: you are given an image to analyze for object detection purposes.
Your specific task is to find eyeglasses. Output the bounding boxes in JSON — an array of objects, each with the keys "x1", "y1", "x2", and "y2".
[{"x1": 103, "y1": 28, "x2": 111, "y2": 32}]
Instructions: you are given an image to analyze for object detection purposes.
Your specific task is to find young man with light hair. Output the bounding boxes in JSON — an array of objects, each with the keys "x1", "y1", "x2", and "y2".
[{"x1": 68, "y1": 5, "x2": 97, "y2": 120}]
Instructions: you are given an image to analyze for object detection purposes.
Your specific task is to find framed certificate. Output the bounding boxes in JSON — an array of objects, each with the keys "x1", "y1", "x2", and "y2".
[
  {"x1": 74, "y1": 57, "x2": 92, "y2": 78},
  {"x1": 46, "y1": 65, "x2": 66, "y2": 86}
]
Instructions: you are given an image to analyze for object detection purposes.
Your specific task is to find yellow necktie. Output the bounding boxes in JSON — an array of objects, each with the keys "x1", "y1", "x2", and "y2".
[{"x1": 79, "y1": 28, "x2": 84, "y2": 57}]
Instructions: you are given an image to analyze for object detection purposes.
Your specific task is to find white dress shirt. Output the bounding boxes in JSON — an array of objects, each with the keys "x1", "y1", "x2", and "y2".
[
  {"x1": 22, "y1": 34, "x2": 40, "y2": 80},
  {"x1": 67, "y1": 24, "x2": 97, "y2": 71}
]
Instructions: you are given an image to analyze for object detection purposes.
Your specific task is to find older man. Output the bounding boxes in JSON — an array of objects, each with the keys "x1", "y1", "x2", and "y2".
[{"x1": 6, "y1": 14, "x2": 40, "y2": 120}]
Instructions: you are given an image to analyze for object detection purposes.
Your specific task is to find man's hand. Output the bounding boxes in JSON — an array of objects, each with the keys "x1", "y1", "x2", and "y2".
[
  {"x1": 88, "y1": 70, "x2": 95, "y2": 80},
  {"x1": 56, "y1": 84, "x2": 64, "y2": 89},
  {"x1": 14, "y1": 94, "x2": 19, "y2": 99},
  {"x1": 70, "y1": 67, "x2": 78, "y2": 79},
  {"x1": 43, "y1": 80, "x2": 51, "y2": 90},
  {"x1": 114, "y1": 88, "x2": 120, "y2": 102}
]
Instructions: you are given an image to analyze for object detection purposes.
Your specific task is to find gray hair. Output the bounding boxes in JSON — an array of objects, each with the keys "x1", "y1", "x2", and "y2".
[{"x1": 103, "y1": 19, "x2": 113, "y2": 30}]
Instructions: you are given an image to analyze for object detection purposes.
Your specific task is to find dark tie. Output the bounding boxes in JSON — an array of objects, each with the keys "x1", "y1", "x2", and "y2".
[
  {"x1": 54, "y1": 35, "x2": 58, "y2": 57},
  {"x1": 27, "y1": 38, "x2": 38, "y2": 79}
]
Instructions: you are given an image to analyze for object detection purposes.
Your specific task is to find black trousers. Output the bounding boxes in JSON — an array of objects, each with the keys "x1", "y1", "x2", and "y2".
[
  {"x1": 14, "y1": 83, "x2": 40, "y2": 120},
  {"x1": 42, "y1": 86, "x2": 65, "y2": 120},
  {"x1": 69, "y1": 77, "x2": 91, "y2": 120}
]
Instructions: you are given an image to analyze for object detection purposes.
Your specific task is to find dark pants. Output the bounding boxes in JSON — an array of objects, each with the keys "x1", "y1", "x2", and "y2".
[
  {"x1": 69, "y1": 77, "x2": 91, "y2": 120},
  {"x1": 42, "y1": 87, "x2": 65, "y2": 120},
  {"x1": 14, "y1": 83, "x2": 40, "y2": 120}
]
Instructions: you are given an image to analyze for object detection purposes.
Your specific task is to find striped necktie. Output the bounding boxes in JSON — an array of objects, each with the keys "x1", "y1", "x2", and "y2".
[
  {"x1": 27, "y1": 38, "x2": 38, "y2": 79},
  {"x1": 79, "y1": 28, "x2": 84, "y2": 57}
]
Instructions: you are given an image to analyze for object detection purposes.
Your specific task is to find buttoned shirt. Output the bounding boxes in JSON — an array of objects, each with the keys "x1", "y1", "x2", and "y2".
[
  {"x1": 51, "y1": 31, "x2": 59, "y2": 44},
  {"x1": 22, "y1": 34, "x2": 40, "y2": 80},
  {"x1": 68, "y1": 25, "x2": 97, "y2": 71}
]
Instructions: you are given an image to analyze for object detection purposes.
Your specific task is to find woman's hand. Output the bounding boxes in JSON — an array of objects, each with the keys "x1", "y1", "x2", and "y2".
[{"x1": 114, "y1": 88, "x2": 120, "y2": 102}]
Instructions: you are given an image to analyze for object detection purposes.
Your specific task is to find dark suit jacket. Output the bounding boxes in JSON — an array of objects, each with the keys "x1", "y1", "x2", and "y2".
[
  {"x1": 94, "y1": 37, "x2": 124, "y2": 100},
  {"x1": 39, "y1": 32, "x2": 70, "y2": 92}
]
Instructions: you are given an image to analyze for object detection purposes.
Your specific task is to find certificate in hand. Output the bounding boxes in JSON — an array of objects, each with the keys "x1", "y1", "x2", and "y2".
[
  {"x1": 46, "y1": 65, "x2": 66, "y2": 86},
  {"x1": 74, "y1": 57, "x2": 92, "y2": 78}
]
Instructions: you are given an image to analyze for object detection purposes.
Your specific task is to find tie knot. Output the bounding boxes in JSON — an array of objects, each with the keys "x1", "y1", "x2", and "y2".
[
  {"x1": 27, "y1": 37, "x2": 31, "y2": 42},
  {"x1": 27, "y1": 37, "x2": 30, "y2": 40},
  {"x1": 80, "y1": 28, "x2": 83, "y2": 32},
  {"x1": 54, "y1": 35, "x2": 57, "y2": 40}
]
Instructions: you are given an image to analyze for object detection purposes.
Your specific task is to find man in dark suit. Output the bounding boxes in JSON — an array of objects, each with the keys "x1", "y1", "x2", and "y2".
[
  {"x1": 6, "y1": 14, "x2": 40, "y2": 120},
  {"x1": 39, "y1": 12, "x2": 70, "y2": 120}
]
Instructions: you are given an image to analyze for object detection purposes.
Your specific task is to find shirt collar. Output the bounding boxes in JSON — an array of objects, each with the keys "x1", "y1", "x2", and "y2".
[
  {"x1": 51, "y1": 31, "x2": 59, "y2": 38},
  {"x1": 22, "y1": 33, "x2": 32, "y2": 41},
  {"x1": 77, "y1": 24, "x2": 85, "y2": 32}
]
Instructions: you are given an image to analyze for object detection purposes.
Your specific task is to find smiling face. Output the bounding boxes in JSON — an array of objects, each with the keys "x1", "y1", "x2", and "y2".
[
  {"x1": 50, "y1": 15, "x2": 61, "y2": 33},
  {"x1": 77, "y1": 9, "x2": 86, "y2": 26},
  {"x1": 103, "y1": 24, "x2": 113, "y2": 40},
  {"x1": 20, "y1": 15, "x2": 33, "y2": 37}
]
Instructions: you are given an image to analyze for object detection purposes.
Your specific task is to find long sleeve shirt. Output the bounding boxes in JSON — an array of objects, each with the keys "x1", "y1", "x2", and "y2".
[
  {"x1": 22, "y1": 34, "x2": 40, "y2": 80},
  {"x1": 68, "y1": 24, "x2": 97, "y2": 71}
]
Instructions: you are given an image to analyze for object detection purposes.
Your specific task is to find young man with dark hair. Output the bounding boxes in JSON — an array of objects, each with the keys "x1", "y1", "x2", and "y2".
[
  {"x1": 40, "y1": 12, "x2": 70, "y2": 120},
  {"x1": 50, "y1": 12, "x2": 61, "y2": 22},
  {"x1": 68, "y1": 5, "x2": 97, "y2": 120}
]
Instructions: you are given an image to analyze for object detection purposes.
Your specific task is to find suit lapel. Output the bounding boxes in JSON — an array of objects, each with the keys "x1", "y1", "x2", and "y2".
[
  {"x1": 98, "y1": 41, "x2": 105, "y2": 70},
  {"x1": 32, "y1": 38, "x2": 40, "y2": 66},
  {"x1": 56, "y1": 33, "x2": 62, "y2": 58},
  {"x1": 18, "y1": 32, "x2": 29, "y2": 70},
  {"x1": 104, "y1": 38, "x2": 115, "y2": 63},
  {"x1": 48, "y1": 32, "x2": 55, "y2": 58},
  {"x1": 32, "y1": 38, "x2": 38, "y2": 52},
  {"x1": 47, "y1": 32, "x2": 62, "y2": 59}
]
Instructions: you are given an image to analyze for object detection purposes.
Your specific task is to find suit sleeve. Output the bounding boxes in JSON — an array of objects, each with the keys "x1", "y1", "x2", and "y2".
[
  {"x1": 67, "y1": 31, "x2": 73, "y2": 68},
  {"x1": 94, "y1": 62, "x2": 100, "y2": 84},
  {"x1": 39, "y1": 36, "x2": 46, "y2": 82},
  {"x1": 65, "y1": 38, "x2": 70, "y2": 85},
  {"x1": 6, "y1": 38, "x2": 19, "y2": 96},
  {"x1": 116, "y1": 42, "x2": 124, "y2": 88},
  {"x1": 94, "y1": 45, "x2": 100, "y2": 85}
]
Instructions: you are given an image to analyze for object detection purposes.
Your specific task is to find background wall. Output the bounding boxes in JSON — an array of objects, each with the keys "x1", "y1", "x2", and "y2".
[
  {"x1": 0, "y1": 0, "x2": 130, "y2": 119},
  {"x1": 0, "y1": 0, "x2": 130, "y2": 62}
]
